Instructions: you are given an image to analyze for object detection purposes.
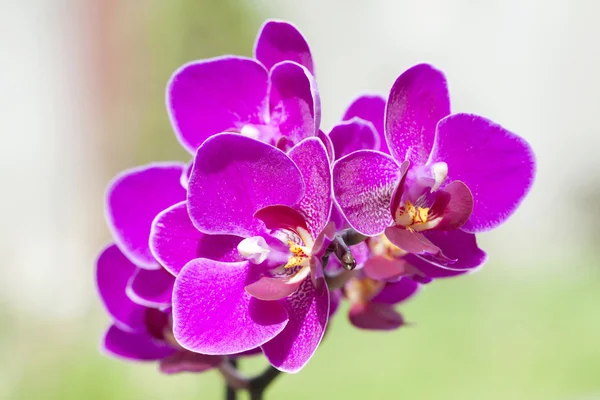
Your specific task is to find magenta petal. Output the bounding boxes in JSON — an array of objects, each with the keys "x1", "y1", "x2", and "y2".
[
  {"x1": 429, "y1": 114, "x2": 536, "y2": 232},
  {"x1": 254, "y1": 20, "x2": 314, "y2": 74},
  {"x1": 173, "y1": 259, "x2": 289, "y2": 355},
  {"x1": 408, "y1": 229, "x2": 487, "y2": 272},
  {"x1": 349, "y1": 302, "x2": 404, "y2": 331},
  {"x1": 434, "y1": 180, "x2": 474, "y2": 230},
  {"x1": 167, "y1": 56, "x2": 269, "y2": 153},
  {"x1": 288, "y1": 138, "x2": 332, "y2": 235},
  {"x1": 188, "y1": 133, "x2": 305, "y2": 236},
  {"x1": 96, "y1": 245, "x2": 146, "y2": 331},
  {"x1": 245, "y1": 275, "x2": 305, "y2": 301},
  {"x1": 363, "y1": 255, "x2": 411, "y2": 281},
  {"x1": 333, "y1": 150, "x2": 403, "y2": 236},
  {"x1": 254, "y1": 205, "x2": 309, "y2": 233},
  {"x1": 261, "y1": 278, "x2": 329, "y2": 373},
  {"x1": 269, "y1": 61, "x2": 320, "y2": 144},
  {"x1": 103, "y1": 324, "x2": 174, "y2": 361},
  {"x1": 343, "y1": 94, "x2": 387, "y2": 154},
  {"x1": 329, "y1": 118, "x2": 380, "y2": 160},
  {"x1": 150, "y1": 201, "x2": 243, "y2": 276},
  {"x1": 385, "y1": 64, "x2": 450, "y2": 165},
  {"x1": 317, "y1": 130, "x2": 335, "y2": 162},
  {"x1": 127, "y1": 267, "x2": 175, "y2": 308},
  {"x1": 106, "y1": 163, "x2": 186, "y2": 269},
  {"x1": 372, "y1": 277, "x2": 420, "y2": 305},
  {"x1": 159, "y1": 351, "x2": 222, "y2": 375},
  {"x1": 384, "y1": 227, "x2": 448, "y2": 261}
]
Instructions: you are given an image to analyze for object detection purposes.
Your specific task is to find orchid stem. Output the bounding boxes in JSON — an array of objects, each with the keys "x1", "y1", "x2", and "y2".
[
  {"x1": 248, "y1": 366, "x2": 282, "y2": 400},
  {"x1": 225, "y1": 359, "x2": 238, "y2": 400},
  {"x1": 219, "y1": 360, "x2": 282, "y2": 400}
]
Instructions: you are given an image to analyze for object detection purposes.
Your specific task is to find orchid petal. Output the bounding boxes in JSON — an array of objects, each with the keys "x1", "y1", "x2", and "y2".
[
  {"x1": 106, "y1": 163, "x2": 186, "y2": 269},
  {"x1": 372, "y1": 277, "x2": 420, "y2": 305},
  {"x1": 173, "y1": 259, "x2": 288, "y2": 355},
  {"x1": 384, "y1": 226, "x2": 450, "y2": 263},
  {"x1": 245, "y1": 266, "x2": 310, "y2": 301},
  {"x1": 317, "y1": 129, "x2": 335, "y2": 162},
  {"x1": 349, "y1": 302, "x2": 404, "y2": 331},
  {"x1": 127, "y1": 267, "x2": 175, "y2": 308},
  {"x1": 343, "y1": 94, "x2": 387, "y2": 154},
  {"x1": 150, "y1": 201, "x2": 243, "y2": 276},
  {"x1": 103, "y1": 324, "x2": 174, "y2": 361},
  {"x1": 269, "y1": 61, "x2": 320, "y2": 145},
  {"x1": 167, "y1": 56, "x2": 269, "y2": 153},
  {"x1": 333, "y1": 150, "x2": 404, "y2": 236},
  {"x1": 188, "y1": 133, "x2": 304, "y2": 237},
  {"x1": 407, "y1": 229, "x2": 487, "y2": 272},
  {"x1": 329, "y1": 118, "x2": 380, "y2": 160},
  {"x1": 428, "y1": 114, "x2": 536, "y2": 232},
  {"x1": 254, "y1": 20, "x2": 314, "y2": 74},
  {"x1": 288, "y1": 137, "x2": 332, "y2": 235},
  {"x1": 363, "y1": 255, "x2": 412, "y2": 282},
  {"x1": 96, "y1": 245, "x2": 146, "y2": 331},
  {"x1": 261, "y1": 278, "x2": 329, "y2": 373},
  {"x1": 385, "y1": 64, "x2": 450, "y2": 165},
  {"x1": 432, "y1": 180, "x2": 474, "y2": 230},
  {"x1": 159, "y1": 351, "x2": 222, "y2": 375}
]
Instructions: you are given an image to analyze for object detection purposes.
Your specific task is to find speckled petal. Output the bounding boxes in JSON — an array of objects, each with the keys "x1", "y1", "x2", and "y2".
[
  {"x1": 333, "y1": 150, "x2": 404, "y2": 236},
  {"x1": 187, "y1": 133, "x2": 305, "y2": 236},
  {"x1": 173, "y1": 259, "x2": 289, "y2": 355},
  {"x1": 261, "y1": 278, "x2": 329, "y2": 373},
  {"x1": 288, "y1": 137, "x2": 332, "y2": 235}
]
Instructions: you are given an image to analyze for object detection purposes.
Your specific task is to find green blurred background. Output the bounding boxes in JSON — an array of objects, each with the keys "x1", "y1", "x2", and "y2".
[{"x1": 2, "y1": 0, "x2": 600, "y2": 399}]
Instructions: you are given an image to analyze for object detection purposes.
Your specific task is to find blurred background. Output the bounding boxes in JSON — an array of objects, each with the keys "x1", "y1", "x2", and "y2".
[{"x1": 1, "y1": 0, "x2": 599, "y2": 399}]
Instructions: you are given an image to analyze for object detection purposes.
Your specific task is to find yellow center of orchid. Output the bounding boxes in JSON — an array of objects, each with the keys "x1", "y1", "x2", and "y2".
[
  {"x1": 394, "y1": 200, "x2": 440, "y2": 232},
  {"x1": 283, "y1": 240, "x2": 311, "y2": 269}
]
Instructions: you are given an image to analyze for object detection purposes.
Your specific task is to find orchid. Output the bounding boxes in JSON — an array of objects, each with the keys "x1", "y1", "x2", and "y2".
[
  {"x1": 333, "y1": 63, "x2": 535, "y2": 269},
  {"x1": 167, "y1": 21, "x2": 320, "y2": 154},
  {"x1": 170, "y1": 133, "x2": 333, "y2": 373}
]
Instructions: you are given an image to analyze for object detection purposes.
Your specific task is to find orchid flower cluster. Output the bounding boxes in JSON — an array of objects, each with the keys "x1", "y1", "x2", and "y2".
[{"x1": 96, "y1": 19, "x2": 535, "y2": 387}]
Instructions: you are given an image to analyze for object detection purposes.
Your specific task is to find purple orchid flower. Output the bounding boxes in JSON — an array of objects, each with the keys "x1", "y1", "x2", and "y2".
[
  {"x1": 327, "y1": 111, "x2": 486, "y2": 280},
  {"x1": 342, "y1": 275, "x2": 420, "y2": 330},
  {"x1": 333, "y1": 63, "x2": 535, "y2": 268},
  {"x1": 169, "y1": 133, "x2": 333, "y2": 373},
  {"x1": 167, "y1": 20, "x2": 319, "y2": 154},
  {"x1": 96, "y1": 244, "x2": 223, "y2": 374}
]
